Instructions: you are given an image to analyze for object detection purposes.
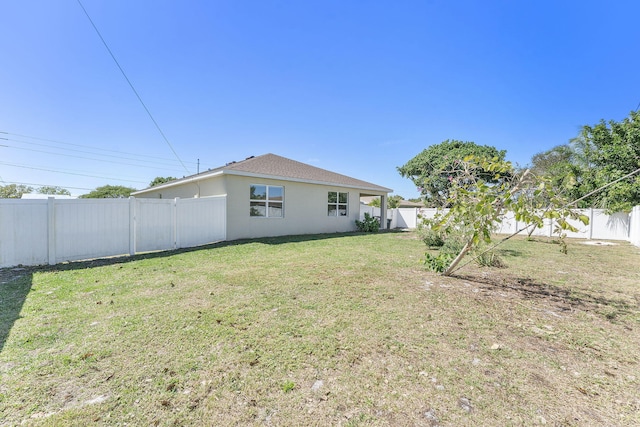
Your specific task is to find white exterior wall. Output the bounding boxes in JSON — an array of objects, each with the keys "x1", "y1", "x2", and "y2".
[
  {"x1": 136, "y1": 174, "x2": 387, "y2": 240},
  {"x1": 135, "y1": 176, "x2": 226, "y2": 199},
  {"x1": 225, "y1": 176, "x2": 378, "y2": 240}
]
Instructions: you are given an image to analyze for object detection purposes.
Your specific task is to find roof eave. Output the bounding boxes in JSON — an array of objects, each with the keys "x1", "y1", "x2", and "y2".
[
  {"x1": 132, "y1": 170, "x2": 224, "y2": 195},
  {"x1": 132, "y1": 168, "x2": 392, "y2": 196}
]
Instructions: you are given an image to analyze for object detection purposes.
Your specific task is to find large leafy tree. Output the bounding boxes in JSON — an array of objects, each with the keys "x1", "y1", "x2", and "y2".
[
  {"x1": 36, "y1": 186, "x2": 71, "y2": 196},
  {"x1": 149, "y1": 176, "x2": 177, "y2": 187},
  {"x1": 573, "y1": 111, "x2": 640, "y2": 212},
  {"x1": 530, "y1": 144, "x2": 575, "y2": 180},
  {"x1": 0, "y1": 184, "x2": 33, "y2": 198},
  {"x1": 398, "y1": 140, "x2": 508, "y2": 207},
  {"x1": 368, "y1": 195, "x2": 404, "y2": 208},
  {"x1": 80, "y1": 185, "x2": 137, "y2": 198},
  {"x1": 528, "y1": 144, "x2": 586, "y2": 205}
]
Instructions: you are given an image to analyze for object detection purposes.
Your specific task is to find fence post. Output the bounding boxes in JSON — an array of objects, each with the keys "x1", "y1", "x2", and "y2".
[
  {"x1": 588, "y1": 208, "x2": 594, "y2": 240},
  {"x1": 47, "y1": 197, "x2": 56, "y2": 265},
  {"x1": 173, "y1": 198, "x2": 179, "y2": 249},
  {"x1": 628, "y1": 206, "x2": 639, "y2": 246},
  {"x1": 129, "y1": 197, "x2": 136, "y2": 256}
]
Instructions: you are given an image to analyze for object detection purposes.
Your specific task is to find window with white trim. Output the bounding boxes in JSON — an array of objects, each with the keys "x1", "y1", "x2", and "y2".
[
  {"x1": 328, "y1": 191, "x2": 348, "y2": 216},
  {"x1": 250, "y1": 185, "x2": 284, "y2": 217}
]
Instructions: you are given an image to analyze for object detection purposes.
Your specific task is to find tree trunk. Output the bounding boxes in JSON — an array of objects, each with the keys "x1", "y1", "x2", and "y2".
[{"x1": 443, "y1": 240, "x2": 473, "y2": 276}]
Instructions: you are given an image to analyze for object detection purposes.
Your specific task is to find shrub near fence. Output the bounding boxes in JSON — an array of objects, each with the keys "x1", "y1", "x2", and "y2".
[
  {"x1": 361, "y1": 205, "x2": 640, "y2": 246},
  {"x1": 0, "y1": 196, "x2": 226, "y2": 268}
]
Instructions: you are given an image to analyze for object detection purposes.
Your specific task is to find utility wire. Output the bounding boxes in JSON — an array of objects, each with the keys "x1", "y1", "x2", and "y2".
[
  {"x1": 1, "y1": 180, "x2": 94, "y2": 191},
  {"x1": 76, "y1": 0, "x2": 191, "y2": 175},
  {"x1": 446, "y1": 166, "x2": 640, "y2": 275},
  {"x1": 0, "y1": 161, "x2": 148, "y2": 184},
  {"x1": 4, "y1": 143, "x2": 189, "y2": 172},
  {"x1": 1, "y1": 131, "x2": 199, "y2": 166}
]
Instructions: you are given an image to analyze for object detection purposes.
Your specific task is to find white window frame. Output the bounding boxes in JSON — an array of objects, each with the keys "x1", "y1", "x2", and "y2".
[
  {"x1": 328, "y1": 191, "x2": 349, "y2": 217},
  {"x1": 250, "y1": 184, "x2": 284, "y2": 218}
]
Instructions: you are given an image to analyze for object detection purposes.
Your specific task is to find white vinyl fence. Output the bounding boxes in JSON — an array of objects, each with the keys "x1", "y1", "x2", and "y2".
[
  {"x1": 0, "y1": 196, "x2": 226, "y2": 268},
  {"x1": 361, "y1": 205, "x2": 640, "y2": 247},
  {"x1": 630, "y1": 206, "x2": 640, "y2": 246}
]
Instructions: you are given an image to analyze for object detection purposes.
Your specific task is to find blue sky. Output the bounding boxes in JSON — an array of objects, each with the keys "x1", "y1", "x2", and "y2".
[{"x1": 1, "y1": 0, "x2": 639, "y2": 197}]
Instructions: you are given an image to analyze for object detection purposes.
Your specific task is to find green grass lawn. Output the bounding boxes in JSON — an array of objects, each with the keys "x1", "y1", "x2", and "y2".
[{"x1": 1, "y1": 232, "x2": 639, "y2": 426}]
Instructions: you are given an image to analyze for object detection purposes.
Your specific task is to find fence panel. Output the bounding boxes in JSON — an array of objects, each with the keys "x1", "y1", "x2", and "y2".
[
  {"x1": 557, "y1": 212, "x2": 591, "y2": 239},
  {"x1": 385, "y1": 206, "x2": 639, "y2": 247},
  {"x1": 176, "y1": 196, "x2": 226, "y2": 248},
  {"x1": 359, "y1": 205, "x2": 379, "y2": 221},
  {"x1": 590, "y1": 209, "x2": 630, "y2": 240},
  {"x1": 630, "y1": 206, "x2": 640, "y2": 246},
  {"x1": 136, "y1": 199, "x2": 175, "y2": 252},
  {"x1": 494, "y1": 211, "x2": 518, "y2": 235},
  {"x1": 53, "y1": 199, "x2": 130, "y2": 263},
  {"x1": 0, "y1": 196, "x2": 228, "y2": 268},
  {"x1": 1, "y1": 199, "x2": 637, "y2": 268},
  {"x1": 394, "y1": 208, "x2": 419, "y2": 229},
  {"x1": 0, "y1": 200, "x2": 49, "y2": 267}
]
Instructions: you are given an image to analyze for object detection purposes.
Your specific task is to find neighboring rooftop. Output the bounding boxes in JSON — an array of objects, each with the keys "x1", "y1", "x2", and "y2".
[
  {"x1": 134, "y1": 153, "x2": 392, "y2": 194},
  {"x1": 360, "y1": 196, "x2": 425, "y2": 208},
  {"x1": 396, "y1": 200, "x2": 425, "y2": 208},
  {"x1": 21, "y1": 194, "x2": 77, "y2": 200}
]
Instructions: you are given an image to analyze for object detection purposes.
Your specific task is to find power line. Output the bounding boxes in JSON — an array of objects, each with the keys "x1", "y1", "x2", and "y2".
[
  {"x1": 1, "y1": 131, "x2": 199, "y2": 166},
  {"x1": 1, "y1": 180, "x2": 94, "y2": 191},
  {"x1": 0, "y1": 161, "x2": 148, "y2": 184},
  {"x1": 3, "y1": 143, "x2": 189, "y2": 173},
  {"x1": 75, "y1": 0, "x2": 191, "y2": 175},
  {"x1": 2, "y1": 131, "x2": 218, "y2": 172}
]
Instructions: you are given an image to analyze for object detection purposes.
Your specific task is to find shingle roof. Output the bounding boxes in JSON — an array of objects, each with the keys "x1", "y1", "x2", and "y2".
[
  {"x1": 225, "y1": 154, "x2": 391, "y2": 192},
  {"x1": 135, "y1": 153, "x2": 392, "y2": 194}
]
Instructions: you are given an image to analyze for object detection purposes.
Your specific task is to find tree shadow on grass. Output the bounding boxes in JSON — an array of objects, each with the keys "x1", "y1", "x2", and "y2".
[
  {"x1": 238, "y1": 229, "x2": 405, "y2": 245},
  {"x1": 0, "y1": 272, "x2": 33, "y2": 354},
  {"x1": 454, "y1": 273, "x2": 638, "y2": 319},
  {"x1": 495, "y1": 248, "x2": 524, "y2": 257}
]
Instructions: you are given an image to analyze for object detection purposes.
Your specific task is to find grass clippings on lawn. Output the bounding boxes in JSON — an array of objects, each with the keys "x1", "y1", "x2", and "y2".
[{"x1": 1, "y1": 232, "x2": 639, "y2": 426}]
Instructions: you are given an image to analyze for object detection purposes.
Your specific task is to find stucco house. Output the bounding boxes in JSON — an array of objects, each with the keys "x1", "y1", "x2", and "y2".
[{"x1": 132, "y1": 153, "x2": 392, "y2": 240}]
